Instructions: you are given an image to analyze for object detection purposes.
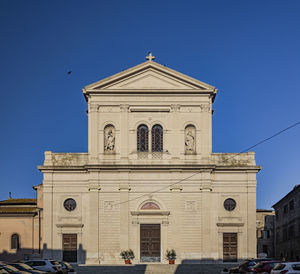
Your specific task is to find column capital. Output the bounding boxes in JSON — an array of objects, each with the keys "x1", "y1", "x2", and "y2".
[
  {"x1": 171, "y1": 104, "x2": 181, "y2": 112},
  {"x1": 120, "y1": 104, "x2": 129, "y2": 112},
  {"x1": 89, "y1": 103, "x2": 99, "y2": 113}
]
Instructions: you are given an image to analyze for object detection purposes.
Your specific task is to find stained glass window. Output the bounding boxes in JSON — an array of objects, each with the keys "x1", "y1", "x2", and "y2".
[
  {"x1": 137, "y1": 125, "x2": 149, "y2": 152},
  {"x1": 151, "y1": 124, "x2": 163, "y2": 152}
]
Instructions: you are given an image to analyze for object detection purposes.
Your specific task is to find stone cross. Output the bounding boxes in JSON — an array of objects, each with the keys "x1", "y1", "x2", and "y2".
[{"x1": 146, "y1": 52, "x2": 155, "y2": 61}]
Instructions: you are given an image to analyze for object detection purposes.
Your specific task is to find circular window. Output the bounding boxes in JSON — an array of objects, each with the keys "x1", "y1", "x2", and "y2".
[
  {"x1": 64, "y1": 198, "x2": 76, "y2": 211},
  {"x1": 224, "y1": 198, "x2": 236, "y2": 211}
]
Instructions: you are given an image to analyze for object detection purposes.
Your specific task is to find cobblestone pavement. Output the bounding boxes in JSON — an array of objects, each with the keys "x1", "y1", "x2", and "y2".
[{"x1": 73, "y1": 263, "x2": 237, "y2": 274}]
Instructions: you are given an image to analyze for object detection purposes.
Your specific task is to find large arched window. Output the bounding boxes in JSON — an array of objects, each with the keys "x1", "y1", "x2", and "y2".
[
  {"x1": 151, "y1": 124, "x2": 163, "y2": 152},
  {"x1": 11, "y1": 233, "x2": 20, "y2": 249},
  {"x1": 137, "y1": 125, "x2": 149, "y2": 152}
]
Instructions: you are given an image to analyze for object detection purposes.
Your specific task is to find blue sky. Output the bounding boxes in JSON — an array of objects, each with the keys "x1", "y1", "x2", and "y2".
[{"x1": 0, "y1": 0, "x2": 299, "y2": 209}]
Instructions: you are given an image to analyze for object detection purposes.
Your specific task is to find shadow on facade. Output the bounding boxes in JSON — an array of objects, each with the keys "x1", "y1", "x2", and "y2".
[
  {"x1": 174, "y1": 259, "x2": 237, "y2": 274},
  {"x1": 73, "y1": 259, "x2": 238, "y2": 274},
  {"x1": 0, "y1": 244, "x2": 86, "y2": 264}
]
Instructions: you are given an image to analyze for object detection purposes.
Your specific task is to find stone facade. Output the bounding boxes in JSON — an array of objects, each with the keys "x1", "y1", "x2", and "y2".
[
  {"x1": 38, "y1": 56, "x2": 261, "y2": 264},
  {"x1": 0, "y1": 185, "x2": 43, "y2": 262},
  {"x1": 256, "y1": 209, "x2": 275, "y2": 258},
  {"x1": 273, "y1": 185, "x2": 300, "y2": 260}
]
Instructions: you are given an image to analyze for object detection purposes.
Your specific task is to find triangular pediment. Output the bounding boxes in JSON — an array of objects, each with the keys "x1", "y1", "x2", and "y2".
[
  {"x1": 83, "y1": 61, "x2": 217, "y2": 96},
  {"x1": 106, "y1": 69, "x2": 196, "y2": 90}
]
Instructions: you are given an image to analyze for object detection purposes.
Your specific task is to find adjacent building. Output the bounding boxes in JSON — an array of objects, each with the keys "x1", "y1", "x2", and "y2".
[
  {"x1": 273, "y1": 185, "x2": 300, "y2": 260},
  {"x1": 256, "y1": 209, "x2": 275, "y2": 258},
  {"x1": 37, "y1": 54, "x2": 261, "y2": 264},
  {"x1": 0, "y1": 185, "x2": 43, "y2": 262}
]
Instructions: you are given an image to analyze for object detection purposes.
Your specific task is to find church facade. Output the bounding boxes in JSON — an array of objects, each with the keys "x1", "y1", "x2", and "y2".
[{"x1": 39, "y1": 55, "x2": 260, "y2": 264}]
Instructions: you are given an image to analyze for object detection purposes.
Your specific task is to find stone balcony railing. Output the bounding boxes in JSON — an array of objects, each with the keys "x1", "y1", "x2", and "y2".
[
  {"x1": 211, "y1": 152, "x2": 256, "y2": 166},
  {"x1": 43, "y1": 151, "x2": 88, "y2": 166},
  {"x1": 42, "y1": 151, "x2": 256, "y2": 167}
]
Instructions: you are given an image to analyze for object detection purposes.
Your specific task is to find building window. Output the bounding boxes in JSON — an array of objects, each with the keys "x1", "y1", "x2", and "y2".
[
  {"x1": 263, "y1": 245, "x2": 268, "y2": 254},
  {"x1": 11, "y1": 234, "x2": 20, "y2": 249},
  {"x1": 224, "y1": 198, "x2": 236, "y2": 211},
  {"x1": 137, "y1": 125, "x2": 149, "y2": 152},
  {"x1": 275, "y1": 210, "x2": 279, "y2": 220},
  {"x1": 288, "y1": 225, "x2": 295, "y2": 239},
  {"x1": 276, "y1": 232, "x2": 280, "y2": 243},
  {"x1": 141, "y1": 202, "x2": 160, "y2": 210},
  {"x1": 64, "y1": 198, "x2": 77, "y2": 211},
  {"x1": 262, "y1": 230, "x2": 270, "y2": 239},
  {"x1": 151, "y1": 124, "x2": 163, "y2": 152},
  {"x1": 289, "y1": 200, "x2": 294, "y2": 211},
  {"x1": 283, "y1": 228, "x2": 288, "y2": 241},
  {"x1": 284, "y1": 204, "x2": 288, "y2": 214}
]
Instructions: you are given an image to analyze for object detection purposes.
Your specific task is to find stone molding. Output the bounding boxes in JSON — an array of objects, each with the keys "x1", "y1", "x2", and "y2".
[
  {"x1": 56, "y1": 223, "x2": 84, "y2": 228},
  {"x1": 216, "y1": 222, "x2": 244, "y2": 227},
  {"x1": 131, "y1": 210, "x2": 170, "y2": 216}
]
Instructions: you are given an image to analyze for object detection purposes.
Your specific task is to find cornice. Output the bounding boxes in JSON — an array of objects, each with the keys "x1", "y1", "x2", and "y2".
[{"x1": 38, "y1": 164, "x2": 261, "y2": 172}]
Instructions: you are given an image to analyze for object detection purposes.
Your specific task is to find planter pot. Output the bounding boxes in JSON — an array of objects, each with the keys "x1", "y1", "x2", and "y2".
[
  {"x1": 169, "y1": 259, "x2": 175, "y2": 264},
  {"x1": 125, "y1": 259, "x2": 131, "y2": 264}
]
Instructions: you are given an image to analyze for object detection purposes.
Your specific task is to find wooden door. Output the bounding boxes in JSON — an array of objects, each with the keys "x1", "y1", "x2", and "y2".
[
  {"x1": 62, "y1": 234, "x2": 77, "y2": 262},
  {"x1": 140, "y1": 224, "x2": 161, "y2": 262},
  {"x1": 223, "y1": 233, "x2": 237, "y2": 262}
]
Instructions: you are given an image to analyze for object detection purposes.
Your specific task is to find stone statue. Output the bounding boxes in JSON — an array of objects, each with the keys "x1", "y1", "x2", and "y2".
[
  {"x1": 105, "y1": 128, "x2": 115, "y2": 152},
  {"x1": 185, "y1": 130, "x2": 195, "y2": 152}
]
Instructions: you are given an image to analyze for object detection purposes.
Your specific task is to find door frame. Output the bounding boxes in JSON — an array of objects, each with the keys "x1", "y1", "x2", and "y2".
[
  {"x1": 62, "y1": 233, "x2": 78, "y2": 262},
  {"x1": 222, "y1": 232, "x2": 238, "y2": 262},
  {"x1": 140, "y1": 224, "x2": 161, "y2": 262}
]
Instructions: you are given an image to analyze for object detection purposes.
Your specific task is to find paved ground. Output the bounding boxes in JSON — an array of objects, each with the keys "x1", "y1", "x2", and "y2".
[{"x1": 73, "y1": 263, "x2": 237, "y2": 274}]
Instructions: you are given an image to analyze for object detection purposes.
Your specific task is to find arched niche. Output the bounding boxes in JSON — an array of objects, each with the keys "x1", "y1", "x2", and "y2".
[
  {"x1": 185, "y1": 124, "x2": 196, "y2": 154},
  {"x1": 104, "y1": 124, "x2": 115, "y2": 153}
]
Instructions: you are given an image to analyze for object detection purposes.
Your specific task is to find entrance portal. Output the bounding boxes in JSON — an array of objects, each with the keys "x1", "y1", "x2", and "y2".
[
  {"x1": 140, "y1": 224, "x2": 161, "y2": 262},
  {"x1": 62, "y1": 234, "x2": 77, "y2": 262},
  {"x1": 223, "y1": 233, "x2": 237, "y2": 262}
]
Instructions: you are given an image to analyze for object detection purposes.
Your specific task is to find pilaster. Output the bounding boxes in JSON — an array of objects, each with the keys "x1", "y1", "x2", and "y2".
[
  {"x1": 86, "y1": 172, "x2": 101, "y2": 264},
  {"x1": 88, "y1": 103, "x2": 99, "y2": 163},
  {"x1": 170, "y1": 104, "x2": 181, "y2": 159},
  {"x1": 120, "y1": 104, "x2": 129, "y2": 160},
  {"x1": 170, "y1": 171, "x2": 182, "y2": 254},
  {"x1": 119, "y1": 170, "x2": 131, "y2": 250}
]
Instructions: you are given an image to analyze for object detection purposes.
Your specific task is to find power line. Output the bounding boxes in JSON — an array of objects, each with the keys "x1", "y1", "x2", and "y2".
[{"x1": 112, "y1": 121, "x2": 300, "y2": 207}]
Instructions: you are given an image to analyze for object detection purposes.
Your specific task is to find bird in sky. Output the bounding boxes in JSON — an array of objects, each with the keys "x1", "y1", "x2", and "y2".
[{"x1": 67, "y1": 71, "x2": 72, "y2": 75}]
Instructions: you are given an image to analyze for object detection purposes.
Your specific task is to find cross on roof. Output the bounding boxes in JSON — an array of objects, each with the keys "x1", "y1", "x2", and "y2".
[{"x1": 146, "y1": 52, "x2": 155, "y2": 61}]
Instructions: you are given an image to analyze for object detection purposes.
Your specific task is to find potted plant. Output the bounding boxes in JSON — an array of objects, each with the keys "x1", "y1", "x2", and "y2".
[
  {"x1": 120, "y1": 249, "x2": 135, "y2": 264},
  {"x1": 166, "y1": 249, "x2": 176, "y2": 264}
]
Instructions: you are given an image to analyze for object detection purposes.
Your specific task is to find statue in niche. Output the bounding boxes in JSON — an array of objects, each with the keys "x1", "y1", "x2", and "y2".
[
  {"x1": 104, "y1": 126, "x2": 115, "y2": 152},
  {"x1": 185, "y1": 126, "x2": 195, "y2": 153}
]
